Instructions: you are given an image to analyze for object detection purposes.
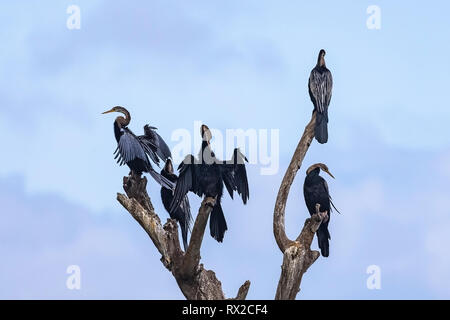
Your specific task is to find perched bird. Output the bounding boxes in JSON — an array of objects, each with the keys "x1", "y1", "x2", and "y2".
[
  {"x1": 170, "y1": 125, "x2": 249, "y2": 242},
  {"x1": 160, "y1": 159, "x2": 192, "y2": 250},
  {"x1": 303, "y1": 163, "x2": 339, "y2": 257},
  {"x1": 309, "y1": 49, "x2": 333, "y2": 144},
  {"x1": 102, "y1": 106, "x2": 173, "y2": 189}
]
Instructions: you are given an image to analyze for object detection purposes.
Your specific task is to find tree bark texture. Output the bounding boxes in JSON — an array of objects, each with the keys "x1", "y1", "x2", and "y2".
[
  {"x1": 117, "y1": 173, "x2": 250, "y2": 300},
  {"x1": 273, "y1": 112, "x2": 327, "y2": 300}
]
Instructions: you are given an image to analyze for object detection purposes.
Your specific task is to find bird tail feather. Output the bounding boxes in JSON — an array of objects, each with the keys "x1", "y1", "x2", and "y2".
[
  {"x1": 178, "y1": 212, "x2": 189, "y2": 251},
  {"x1": 209, "y1": 202, "x2": 228, "y2": 243},
  {"x1": 317, "y1": 224, "x2": 330, "y2": 257},
  {"x1": 179, "y1": 196, "x2": 192, "y2": 251},
  {"x1": 148, "y1": 169, "x2": 175, "y2": 190},
  {"x1": 315, "y1": 111, "x2": 328, "y2": 144}
]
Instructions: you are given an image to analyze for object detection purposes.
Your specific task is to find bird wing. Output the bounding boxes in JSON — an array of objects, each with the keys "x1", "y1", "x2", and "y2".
[
  {"x1": 138, "y1": 139, "x2": 160, "y2": 166},
  {"x1": 317, "y1": 178, "x2": 331, "y2": 212},
  {"x1": 309, "y1": 68, "x2": 333, "y2": 113},
  {"x1": 322, "y1": 178, "x2": 330, "y2": 195},
  {"x1": 179, "y1": 194, "x2": 193, "y2": 232},
  {"x1": 114, "y1": 127, "x2": 148, "y2": 166},
  {"x1": 325, "y1": 71, "x2": 333, "y2": 106},
  {"x1": 139, "y1": 125, "x2": 172, "y2": 165},
  {"x1": 303, "y1": 176, "x2": 331, "y2": 215},
  {"x1": 221, "y1": 148, "x2": 249, "y2": 204},
  {"x1": 169, "y1": 155, "x2": 199, "y2": 214}
]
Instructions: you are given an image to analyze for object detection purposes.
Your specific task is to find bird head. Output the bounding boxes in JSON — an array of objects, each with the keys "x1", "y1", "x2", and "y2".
[
  {"x1": 102, "y1": 106, "x2": 129, "y2": 115},
  {"x1": 102, "y1": 106, "x2": 131, "y2": 126},
  {"x1": 163, "y1": 159, "x2": 174, "y2": 174},
  {"x1": 317, "y1": 49, "x2": 327, "y2": 67},
  {"x1": 306, "y1": 163, "x2": 335, "y2": 179},
  {"x1": 201, "y1": 124, "x2": 212, "y2": 142}
]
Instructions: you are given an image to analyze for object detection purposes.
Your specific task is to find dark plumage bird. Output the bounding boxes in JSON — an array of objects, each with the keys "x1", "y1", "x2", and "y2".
[
  {"x1": 102, "y1": 106, "x2": 173, "y2": 189},
  {"x1": 170, "y1": 125, "x2": 249, "y2": 242},
  {"x1": 309, "y1": 49, "x2": 333, "y2": 144},
  {"x1": 160, "y1": 159, "x2": 192, "y2": 250},
  {"x1": 303, "y1": 163, "x2": 339, "y2": 257}
]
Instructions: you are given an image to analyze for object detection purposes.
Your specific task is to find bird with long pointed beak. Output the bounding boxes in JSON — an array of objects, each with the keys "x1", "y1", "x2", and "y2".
[
  {"x1": 309, "y1": 49, "x2": 333, "y2": 144},
  {"x1": 102, "y1": 106, "x2": 173, "y2": 189},
  {"x1": 303, "y1": 163, "x2": 340, "y2": 257},
  {"x1": 170, "y1": 124, "x2": 249, "y2": 243}
]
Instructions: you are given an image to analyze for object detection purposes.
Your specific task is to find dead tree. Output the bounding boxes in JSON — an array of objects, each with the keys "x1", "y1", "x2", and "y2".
[
  {"x1": 117, "y1": 173, "x2": 250, "y2": 300},
  {"x1": 116, "y1": 112, "x2": 324, "y2": 300},
  {"x1": 273, "y1": 112, "x2": 327, "y2": 300}
]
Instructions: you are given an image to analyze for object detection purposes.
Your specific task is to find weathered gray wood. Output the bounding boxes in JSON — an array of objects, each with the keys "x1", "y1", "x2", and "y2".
[
  {"x1": 180, "y1": 197, "x2": 216, "y2": 278},
  {"x1": 116, "y1": 111, "x2": 326, "y2": 300},
  {"x1": 273, "y1": 112, "x2": 326, "y2": 300},
  {"x1": 233, "y1": 280, "x2": 251, "y2": 300},
  {"x1": 117, "y1": 174, "x2": 250, "y2": 300},
  {"x1": 275, "y1": 214, "x2": 322, "y2": 300}
]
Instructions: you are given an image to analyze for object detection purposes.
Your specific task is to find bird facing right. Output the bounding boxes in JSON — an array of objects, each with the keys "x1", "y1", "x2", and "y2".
[
  {"x1": 303, "y1": 163, "x2": 339, "y2": 257},
  {"x1": 308, "y1": 49, "x2": 333, "y2": 144}
]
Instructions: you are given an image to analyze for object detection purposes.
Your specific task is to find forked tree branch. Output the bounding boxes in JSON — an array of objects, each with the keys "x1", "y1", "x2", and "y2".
[
  {"x1": 180, "y1": 197, "x2": 216, "y2": 277},
  {"x1": 116, "y1": 112, "x2": 326, "y2": 300},
  {"x1": 273, "y1": 112, "x2": 327, "y2": 300},
  {"x1": 117, "y1": 173, "x2": 250, "y2": 300}
]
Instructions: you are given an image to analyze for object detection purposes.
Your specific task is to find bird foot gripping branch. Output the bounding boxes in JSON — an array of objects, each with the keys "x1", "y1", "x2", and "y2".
[
  {"x1": 315, "y1": 204, "x2": 329, "y2": 223},
  {"x1": 204, "y1": 196, "x2": 217, "y2": 208}
]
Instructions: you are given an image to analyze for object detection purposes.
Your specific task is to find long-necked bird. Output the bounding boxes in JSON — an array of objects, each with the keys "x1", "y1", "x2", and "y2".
[
  {"x1": 160, "y1": 159, "x2": 192, "y2": 250},
  {"x1": 170, "y1": 125, "x2": 249, "y2": 242},
  {"x1": 303, "y1": 163, "x2": 339, "y2": 257},
  {"x1": 102, "y1": 106, "x2": 173, "y2": 189},
  {"x1": 309, "y1": 49, "x2": 333, "y2": 144}
]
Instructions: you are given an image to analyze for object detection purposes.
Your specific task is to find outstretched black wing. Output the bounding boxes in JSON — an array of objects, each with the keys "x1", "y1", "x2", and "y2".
[
  {"x1": 169, "y1": 155, "x2": 200, "y2": 214},
  {"x1": 308, "y1": 67, "x2": 333, "y2": 114},
  {"x1": 221, "y1": 148, "x2": 249, "y2": 204},
  {"x1": 139, "y1": 125, "x2": 172, "y2": 166},
  {"x1": 114, "y1": 127, "x2": 148, "y2": 167},
  {"x1": 113, "y1": 125, "x2": 174, "y2": 189}
]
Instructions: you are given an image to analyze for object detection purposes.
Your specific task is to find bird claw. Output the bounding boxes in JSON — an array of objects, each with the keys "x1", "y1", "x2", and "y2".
[
  {"x1": 318, "y1": 211, "x2": 329, "y2": 222},
  {"x1": 204, "y1": 197, "x2": 216, "y2": 208}
]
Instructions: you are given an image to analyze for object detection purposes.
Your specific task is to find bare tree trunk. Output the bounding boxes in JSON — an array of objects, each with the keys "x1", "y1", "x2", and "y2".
[
  {"x1": 273, "y1": 112, "x2": 327, "y2": 300},
  {"x1": 117, "y1": 173, "x2": 250, "y2": 300}
]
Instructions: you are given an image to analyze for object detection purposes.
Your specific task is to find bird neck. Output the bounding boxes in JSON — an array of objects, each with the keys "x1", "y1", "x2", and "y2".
[
  {"x1": 115, "y1": 110, "x2": 131, "y2": 127},
  {"x1": 200, "y1": 141, "x2": 214, "y2": 162},
  {"x1": 202, "y1": 140, "x2": 210, "y2": 148},
  {"x1": 161, "y1": 169, "x2": 176, "y2": 182},
  {"x1": 200, "y1": 140, "x2": 209, "y2": 153},
  {"x1": 317, "y1": 55, "x2": 326, "y2": 67}
]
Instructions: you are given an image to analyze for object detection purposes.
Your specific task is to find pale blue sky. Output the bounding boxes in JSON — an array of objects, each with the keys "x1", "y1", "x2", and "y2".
[{"x1": 1, "y1": 1, "x2": 449, "y2": 299}]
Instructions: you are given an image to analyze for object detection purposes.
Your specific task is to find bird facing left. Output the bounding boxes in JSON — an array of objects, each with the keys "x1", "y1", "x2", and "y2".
[{"x1": 102, "y1": 106, "x2": 174, "y2": 189}]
